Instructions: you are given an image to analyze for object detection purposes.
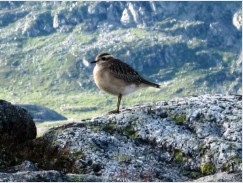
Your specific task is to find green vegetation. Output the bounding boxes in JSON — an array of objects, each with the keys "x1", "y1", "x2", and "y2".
[
  {"x1": 36, "y1": 120, "x2": 72, "y2": 137},
  {"x1": 0, "y1": 1, "x2": 241, "y2": 125},
  {"x1": 200, "y1": 162, "x2": 215, "y2": 175},
  {"x1": 122, "y1": 124, "x2": 138, "y2": 139},
  {"x1": 174, "y1": 149, "x2": 188, "y2": 163},
  {"x1": 102, "y1": 121, "x2": 118, "y2": 135},
  {"x1": 175, "y1": 150, "x2": 184, "y2": 163},
  {"x1": 181, "y1": 170, "x2": 202, "y2": 178},
  {"x1": 130, "y1": 28, "x2": 151, "y2": 36},
  {"x1": 222, "y1": 156, "x2": 242, "y2": 172},
  {"x1": 112, "y1": 155, "x2": 131, "y2": 162},
  {"x1": 170, "y1": 113, "x2": 186, "y2": 125}
]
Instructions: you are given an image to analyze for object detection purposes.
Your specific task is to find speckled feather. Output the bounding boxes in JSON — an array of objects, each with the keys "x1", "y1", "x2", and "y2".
[{"x1": 108, "y1": 58, "x2": 160, "y2": 88}]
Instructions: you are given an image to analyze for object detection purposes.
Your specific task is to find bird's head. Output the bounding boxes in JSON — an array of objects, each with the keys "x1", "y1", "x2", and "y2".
[{"x1": 90, "y1": 53, "x2": 115, "y2": 64}]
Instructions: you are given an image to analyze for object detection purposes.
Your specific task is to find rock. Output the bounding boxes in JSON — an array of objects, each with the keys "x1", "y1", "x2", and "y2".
[
  {"x1": 0, "y1": 170, "x2": 111, "y2": 182},
  {"x1": 233, "y1": 9, "x2": 242, "y2": 31},
  {"x1": 107, "y1": 4, "x2": 120, "y2": 22},
  {"x1": 0, "y1": 161, "x2": 112, "y2": 182},
  {"x1": 0, "y1": 161, "x2": 38, "y2": 173},
  {"x1": 0, "y1": 95, "x2": 241, "y2": 182},
  {"x1": 0, "y1": 10, "x2": 29, "y2": 27},
  {"x1": 193, "y1": 171, "x2": 242, "y2": 182},
  {"x1": 128, "y1": 3, "x2": 140, "y2": 25},
  {"x1": 0, "y1": 100, "x2": 36, "y2": 145},
  {"x1": 22, "y1": 11, "x2": 54, "y2": 37},
  {"x1": 15, "y1": 104, "x2": 67, "y2": 122},
  {"x1": 53, "y1": 14, "x2": 59, "y2": 28},
  {"x1": 120, "y1": 8, "x2": 135, "y2": 27},
  {"x1": 0, "y1": 2, "x2": 241, "y2": 103}
]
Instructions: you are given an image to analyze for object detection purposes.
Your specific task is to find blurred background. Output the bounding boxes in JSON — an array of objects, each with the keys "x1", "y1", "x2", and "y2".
[{"x1": 0, "y1": 1, "x2": 241, "y2": 134}]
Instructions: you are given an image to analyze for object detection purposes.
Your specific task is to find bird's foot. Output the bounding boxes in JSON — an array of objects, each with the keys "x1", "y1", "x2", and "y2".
[{"x1": 108, "y1": 109, "x2": 119, "y2": 114}]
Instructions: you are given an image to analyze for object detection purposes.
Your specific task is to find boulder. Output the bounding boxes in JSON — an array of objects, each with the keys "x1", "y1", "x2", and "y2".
[
  {"x1": 120, "y1": 8, "x2": 135, "y2": 27},
  {"x1": 0, "y1": 161, "x2": 38, "y2": 173},
  {"x1": 193, "y1": 171, "x2": 242, "y2": 182},
  {"x1": 0, "y1": 100, "x2": 36, "y2": 145},
  {"x1": 0, "y1": 95, "x2": 241, "y2": 181},
  {"x1": 0, "y1": 161, "x2": 111, "y2": 182}
]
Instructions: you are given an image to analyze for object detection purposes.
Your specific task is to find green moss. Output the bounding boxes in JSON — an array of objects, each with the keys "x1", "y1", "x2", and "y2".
[
  {"x1": 102, "y1": 121, "x2": 117, "y2": 134},
  {"x1": 174, "y1": 149, "x2": 187, "y2": 164},
  {"x1": 222, "y1": 157, "x2": 242, "y2": 172},
  {"x1": 175, "y1": 151, "x2": 183, "y2": 163},
  {"x1": 200, "y1": 162, "x2": 215, "y2": 175},
  {"x1": 122, "y1": 124, "x2": 138, "y2": 139},
  {"x1": 147, "y1": 106, "x2": 155, "y2": 114},
  {"x1": 198, "y1": 145, "x2": 203, "y2": 151},
  {"x1": 189, "y1": 171, "x2": 203, "y2": 178},
  {"x1": 181, "y1": 170, "x2": 202, "y2": 178},
  {"x1": 170, "y1": 113, "x2": 186, "y2": 125},
  {"x1": 112, "y1": 155, "x2": 131, "y2": 162}
]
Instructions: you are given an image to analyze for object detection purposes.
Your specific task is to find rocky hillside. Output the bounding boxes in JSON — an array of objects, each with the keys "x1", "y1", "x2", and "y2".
[
  {"x1": 16, "y1": 103, "x2": 67, "y2": 122},
  {"x1": 0, "y1": 95, "x2": 241, "y2": 181},
  {"x1": 0, "y1": 1, "x2": 242, "y2": 119}
]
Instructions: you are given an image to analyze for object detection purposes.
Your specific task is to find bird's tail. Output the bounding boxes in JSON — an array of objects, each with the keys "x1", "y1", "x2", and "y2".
[{"x1": 142, "y1": 79, "x2": 160, "y2": 88}]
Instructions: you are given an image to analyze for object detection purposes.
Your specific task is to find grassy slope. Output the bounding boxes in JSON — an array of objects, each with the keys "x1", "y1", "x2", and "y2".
[{"x1": 0, "y1": 2, "x2": 241, "y2": 123}]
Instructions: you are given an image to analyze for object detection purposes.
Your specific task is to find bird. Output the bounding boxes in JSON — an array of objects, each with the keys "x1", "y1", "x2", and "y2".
[{"x1": 90, "y1": 53, "x2": 160, "y2": 114}]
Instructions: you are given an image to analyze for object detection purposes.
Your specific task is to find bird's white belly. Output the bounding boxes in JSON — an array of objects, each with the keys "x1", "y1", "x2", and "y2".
[
  {"x1": 93, "y1": 65, "x2": 144, "y2": 96},
  {"x1": 120, "y1": 84, "x2": 139, "y2": 96}
]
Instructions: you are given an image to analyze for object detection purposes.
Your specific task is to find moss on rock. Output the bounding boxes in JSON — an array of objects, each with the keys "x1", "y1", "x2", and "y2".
[
  {"x1": 222, "y1": 156, "x2": 242, "y2": 172},
  {"x1": 102, "y1": 121, "x2": 117, "y2": 134},
  {"x1": 174, "y1": 149, "x2": 187, "y2": 164},
  {"x1": 170, "y1": 113, "x2": 186, "y2": 125},
  {"x1": 200, "y1": 162, "x2": 215, "y2": 175},
  {"x1": 122, "y1": 124, "x2": 138, "y2": 139}
]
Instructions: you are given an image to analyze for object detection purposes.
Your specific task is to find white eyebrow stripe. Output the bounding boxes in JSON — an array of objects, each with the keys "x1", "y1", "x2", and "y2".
[
  {"x1": 96, "y1": 55, "x2": 115, "y2": 61},
  {"x1": 103, "y1": 55, "x2": 114, "y2": 59}
]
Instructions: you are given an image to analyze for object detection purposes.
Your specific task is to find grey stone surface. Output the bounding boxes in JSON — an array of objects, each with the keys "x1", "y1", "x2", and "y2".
[
  {"x1": 0, "y1": 161, "x2": 112, "y2": 182},
  {"x1": 0, "y1": 95, "x2": 241, "y2": 181},
  {"x1": 0, "y1": 161, "x2": 38, "y2": 173},
  {"x1": 193, "y1": 171, "x2": 242, "y2": 182},
  {"x1": 0, "y1": 100, "x2": 36, "y2": 144},
  {"x1": 0, "y1": 170, "x2": 111, "y2": 182}
]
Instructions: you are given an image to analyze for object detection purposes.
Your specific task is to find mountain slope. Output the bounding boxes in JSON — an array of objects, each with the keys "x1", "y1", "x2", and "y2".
[{"x1": 0, "y1": 1, "x2": 241, "y2": 119}]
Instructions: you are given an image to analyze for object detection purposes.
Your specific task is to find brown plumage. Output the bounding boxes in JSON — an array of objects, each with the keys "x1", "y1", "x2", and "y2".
[
  {"x1": 108, "y1": 59, "x2": 160, "y2": 88},
  {"x1": 91, "y1": 53, "x2": 160, "y2": 114}
]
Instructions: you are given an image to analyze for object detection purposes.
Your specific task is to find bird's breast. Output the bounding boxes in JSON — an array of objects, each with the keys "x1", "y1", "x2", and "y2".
[{"x1": 93, "y1": 64, "x2": 144, "y2": 96}]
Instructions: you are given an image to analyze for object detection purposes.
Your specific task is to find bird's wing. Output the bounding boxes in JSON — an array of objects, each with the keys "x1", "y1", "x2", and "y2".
[{"x1": 108, "y1": 59, "x2": 143, "y2": 85}]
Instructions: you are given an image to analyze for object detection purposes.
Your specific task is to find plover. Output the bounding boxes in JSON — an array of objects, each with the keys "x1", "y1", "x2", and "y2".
[{"x1": 91, "y1": 53, "x2": 160, "y2": 114}]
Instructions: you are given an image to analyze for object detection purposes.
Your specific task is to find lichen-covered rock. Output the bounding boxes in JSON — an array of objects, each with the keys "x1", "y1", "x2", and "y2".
[
  {"x1": 193, "y1": 171, "x2": 242, "y2": 182},
  {"x1": 0, "y1": 95, "x2": 241, "y2": 182},
  {"x1": 0, "y1": 161, "x2": 112, "y2": 182},
  {"x1": 0, "y1": 161, "x2": 38, "y2": 173},
  {"x1": 0, "y1": 100, "x2": 36, "y2": 145},
  {"x1": 0, "y1": 171, "x2": 111, "y2": 182}
]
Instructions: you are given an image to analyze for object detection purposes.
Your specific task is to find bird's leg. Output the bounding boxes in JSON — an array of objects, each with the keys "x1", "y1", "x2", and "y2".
[
  {"x1": 117, "y1": 94, "x2": 122, "y2": 112},
  {"x1": 108, "y1": 94, "x2": 122, "y2": 114}
]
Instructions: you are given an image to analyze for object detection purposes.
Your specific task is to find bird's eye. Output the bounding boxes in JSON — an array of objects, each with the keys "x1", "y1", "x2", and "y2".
[{"x1": 101, "y1": 57, "x2": 106, "y2": 60}]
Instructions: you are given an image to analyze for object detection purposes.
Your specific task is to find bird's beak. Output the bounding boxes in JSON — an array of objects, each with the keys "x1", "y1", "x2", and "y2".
[{"x1": 90, "y1": 61, "x2": 97, "y2": 64}]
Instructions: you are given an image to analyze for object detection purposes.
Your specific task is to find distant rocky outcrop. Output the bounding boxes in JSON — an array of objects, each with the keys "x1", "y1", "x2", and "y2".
[
  {"x1": 0, "y1": 2, "x2": 241, "y2": 114},
  {"x1": 16, "y1": 104, "x2": 67, "y2": 122},
  {"x1": 0, "y1": 95, "x2": 241, "y2": 182}
]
